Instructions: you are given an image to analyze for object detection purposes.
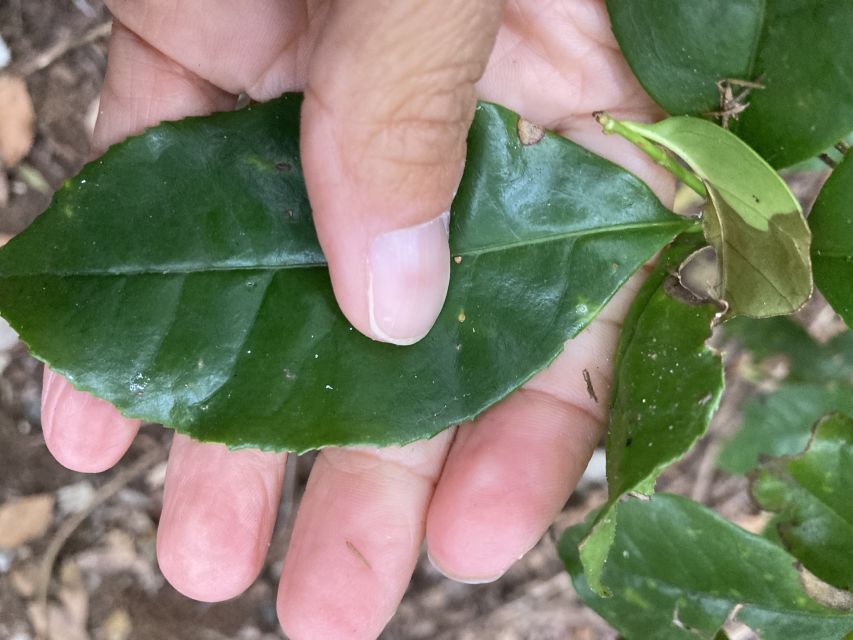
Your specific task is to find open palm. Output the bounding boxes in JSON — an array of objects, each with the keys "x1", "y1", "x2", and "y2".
[{"x1": 40, "y1": 1, "x2": 672, "y2": 637}]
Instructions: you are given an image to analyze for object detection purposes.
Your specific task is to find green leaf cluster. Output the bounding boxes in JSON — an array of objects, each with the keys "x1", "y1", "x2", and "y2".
[{"x1": 561, "y1": 494, "x2": 853, "y2": 640}]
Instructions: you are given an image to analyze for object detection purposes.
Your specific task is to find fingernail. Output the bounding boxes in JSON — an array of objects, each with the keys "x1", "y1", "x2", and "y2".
[
  {"x1": 427, "y1": 550, "x2": 506, "y2": 585},
  {"x1": 368, "y1": 211, "x2": 450, "y2": 345},
  {"x1": 40, "y1": 369, "x2": 63, "y2": 440}
]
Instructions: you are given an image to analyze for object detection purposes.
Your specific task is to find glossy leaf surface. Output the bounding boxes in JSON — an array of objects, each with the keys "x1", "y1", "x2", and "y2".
[
  {"x1": 811, "y1": 153, "x2": 853, "y2": 328},
  {"x1": 0, "y1": 95, "x2": 692, "y2": 452},
  {"x1": 579, "y1": 236, "x2": 724, "y2": 594},
  {"x1": 753, "y1": 413, "x2": 853, "y2": 591},
  {"x1": 616, "y1": 116, "x2": 811, "y2": 318},
  {"x1": 561, "y1": 494, "x2": 853, "y2": 639},
  {"x1": 607, "y1": 0, "x2": 853, "y2": 168},
  {"x1": 718, "y1": 317, "x2": 853, "y2": 473}
]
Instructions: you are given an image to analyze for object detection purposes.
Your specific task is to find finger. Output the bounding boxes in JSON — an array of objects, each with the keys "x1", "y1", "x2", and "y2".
[
  {"x1": 277, "y1": 431, "x2": 453, "y2": 639},
  {"x1": 426, "y1": 133, "x2": 675, "y2": 582},
  {"x1": 41, "y1": 23, "x2": 235, "y2": 473},
  {"x1": 157, "y1": 435, "x2": 286, "y2": 601},
  {"x1": 425, "y1": 277, "x2": 643, "y2": 582},
  {"x1": 301, "y1": 0, "x2": 505, "y2": 345},
  {"x1": 104, "y1": 0, "x2": 313, "y2": 99},
  {"x1": 41, "y1": 369, "x2": 140, "y2": 473},
  {"x1": 94, "y1": 22, "x2": 236, "y2": 152}
]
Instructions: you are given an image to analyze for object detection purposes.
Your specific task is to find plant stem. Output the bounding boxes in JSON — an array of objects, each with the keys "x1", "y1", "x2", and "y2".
[{"x1": 594, "y1": 112, "x2": 708, "y2": 199}]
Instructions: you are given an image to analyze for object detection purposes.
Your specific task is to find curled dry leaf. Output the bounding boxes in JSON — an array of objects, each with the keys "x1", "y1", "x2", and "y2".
[{"x1": 0, "y1": 74, "x2": 35, "y2": 167}]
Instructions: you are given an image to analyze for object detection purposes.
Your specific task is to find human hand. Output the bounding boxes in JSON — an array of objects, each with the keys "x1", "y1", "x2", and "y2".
[{"x1": 40, "y1": 1, "x2": 673, "y2": 637}]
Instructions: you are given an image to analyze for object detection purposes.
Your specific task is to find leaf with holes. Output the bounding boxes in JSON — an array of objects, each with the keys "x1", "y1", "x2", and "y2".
[
  {"x1": 578, "y1": 235, "x2": 724, "y2": 595},
  {"x1": 752, "y1": 413, "x2": 853, "y2": 591},
  {"x1": 718, "y1": 317, "x2": 853, "y2": 473},
  {"x1": 602, "y1": 116, "x2": 811, "y2": 318},
  {"x1": 561, "y1": 494, "x2": 853, "y2": 639}
]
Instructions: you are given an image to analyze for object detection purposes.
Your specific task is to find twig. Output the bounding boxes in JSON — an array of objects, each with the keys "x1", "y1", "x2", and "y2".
[
  {"x1": 690, "y1": 438, "x2": 722, "y2": 503},
  {"x1": 16, "y1": 21, "x2": 111, "y2": 78},
  {"x1": 35, "y1": 445, "x2": 166, "y2": 640}
]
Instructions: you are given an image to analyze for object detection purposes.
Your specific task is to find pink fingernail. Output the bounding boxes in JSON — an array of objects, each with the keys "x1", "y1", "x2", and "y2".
[
  {"x1": 427, "y1": 550, "x2": 507, "y2": 585},
  {"x1": 368, "y1": 211, "x2": 450, "y2": 345}
]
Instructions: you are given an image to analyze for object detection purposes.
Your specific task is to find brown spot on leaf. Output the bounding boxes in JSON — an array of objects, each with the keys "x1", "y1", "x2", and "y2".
[{"x1": 517, "y1": 117, "x2": 545, "y2": 146}]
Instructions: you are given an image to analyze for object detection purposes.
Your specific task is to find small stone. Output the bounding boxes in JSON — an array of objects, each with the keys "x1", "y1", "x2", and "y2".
[
  {"x1": 0, "y1": 75, "x2": 35, "y2": 167},
  {"x1": 0, "y1": 494, "x2": 54, "y2": 549},
  {"x1": 56, "y1": 481, "x2": 96, "y2": 516},
  {"x1": 97, "y1": 609, "x2": 132, "y2": 640}
]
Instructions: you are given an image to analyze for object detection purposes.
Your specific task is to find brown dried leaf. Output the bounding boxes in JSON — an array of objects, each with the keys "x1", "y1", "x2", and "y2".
[
  {"x1": 0, "y1": 74, "x2": 35, "y2": 167},
  {"x1": 0, "y1": 493, "x2": 54, "y2": 548}
]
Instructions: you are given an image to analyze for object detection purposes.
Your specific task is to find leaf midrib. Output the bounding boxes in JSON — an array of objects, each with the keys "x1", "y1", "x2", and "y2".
[{"x1": 0, "y1": 218, "x2": 692, "y2": 278}]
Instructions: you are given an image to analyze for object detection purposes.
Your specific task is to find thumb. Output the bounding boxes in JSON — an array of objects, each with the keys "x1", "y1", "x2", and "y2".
[{"x1": 301, "y1": 0, "x2": 504, "y2": 345}]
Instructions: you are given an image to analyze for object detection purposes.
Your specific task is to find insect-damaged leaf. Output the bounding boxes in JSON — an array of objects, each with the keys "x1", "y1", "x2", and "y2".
[
  {"x1": 0, "y1": 95, "x2": 693, "y2": 452},
  {"x1": 717, "y1": 317, "x2": 853, "y2": 474},
  {"x1": 810, "y1": 152, "x2": 853, "y2": 328},
  {"x1": 606, "y1": 0, "x2": 853, "y2": 168},
  {"x1": 612, "y1": 116, "x2": 811, "y2": 318},
  {"x1": 561, "y1": 494, "x2": 853, "y2": 640},
  {"x1": 752, "y1": 413, "x2": 853, "y2": 592},
  {"x1": 578, "y1": 235, "x2": 724, "y2": 595}
]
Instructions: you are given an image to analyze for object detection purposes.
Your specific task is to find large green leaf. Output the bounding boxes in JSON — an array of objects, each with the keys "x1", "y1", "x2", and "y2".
[
  {"x1": 607, "y1": 0, "x2": 853, "y2": 168},
  {"x1": 810, "y1": 152, "x2": 853, "y2": 328},
  {"x1": 579, "y1": 236, "x2": 724, "y2": 594},
  {"x1": 0, "y1": 95, "x2": 693, "y2": 452},
  {"x1": 718, "y1": 317, "x2": 853, "y2": 473},
  {"x1": 560, "y1": 494, "x2": 853, "y2": 639},
  {"x1": 753, "y1": 413, "x2": 853, "y2": 591},
  {"x1": 608, "y1": 116, "x2": 811, "y2": 318}
]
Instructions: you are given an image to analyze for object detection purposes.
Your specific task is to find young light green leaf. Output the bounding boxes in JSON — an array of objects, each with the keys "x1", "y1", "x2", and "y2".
[
  {"x1": 607, "y1": 0, "x2": 853, "y2": 168},
  {"x1": 579, "y1": 236, "x2": 724, "y2": 595},
  {"x1": 718, "y1": 317, "x2": 853, "y2": 473},
  {"x1": 810, "y1": 152, "x2": 853, "y2": 328},
  {"x1": 561, "y1": 494, "x2": 853, "y2": 640},
  {"x1": 0, "y1": 95, "x2": 694, "y2": 452},
  {"x1": 605, "y1": 116, "x2": 811, "y2": 318},
  {"x1": 752, "y1": 413, "x2": 853, "y2": 591}
]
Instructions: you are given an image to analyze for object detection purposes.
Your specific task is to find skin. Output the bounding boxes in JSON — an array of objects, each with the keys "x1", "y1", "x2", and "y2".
[{"x1": 39, "y1": 1, "x2": 673, "y2": 638}]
